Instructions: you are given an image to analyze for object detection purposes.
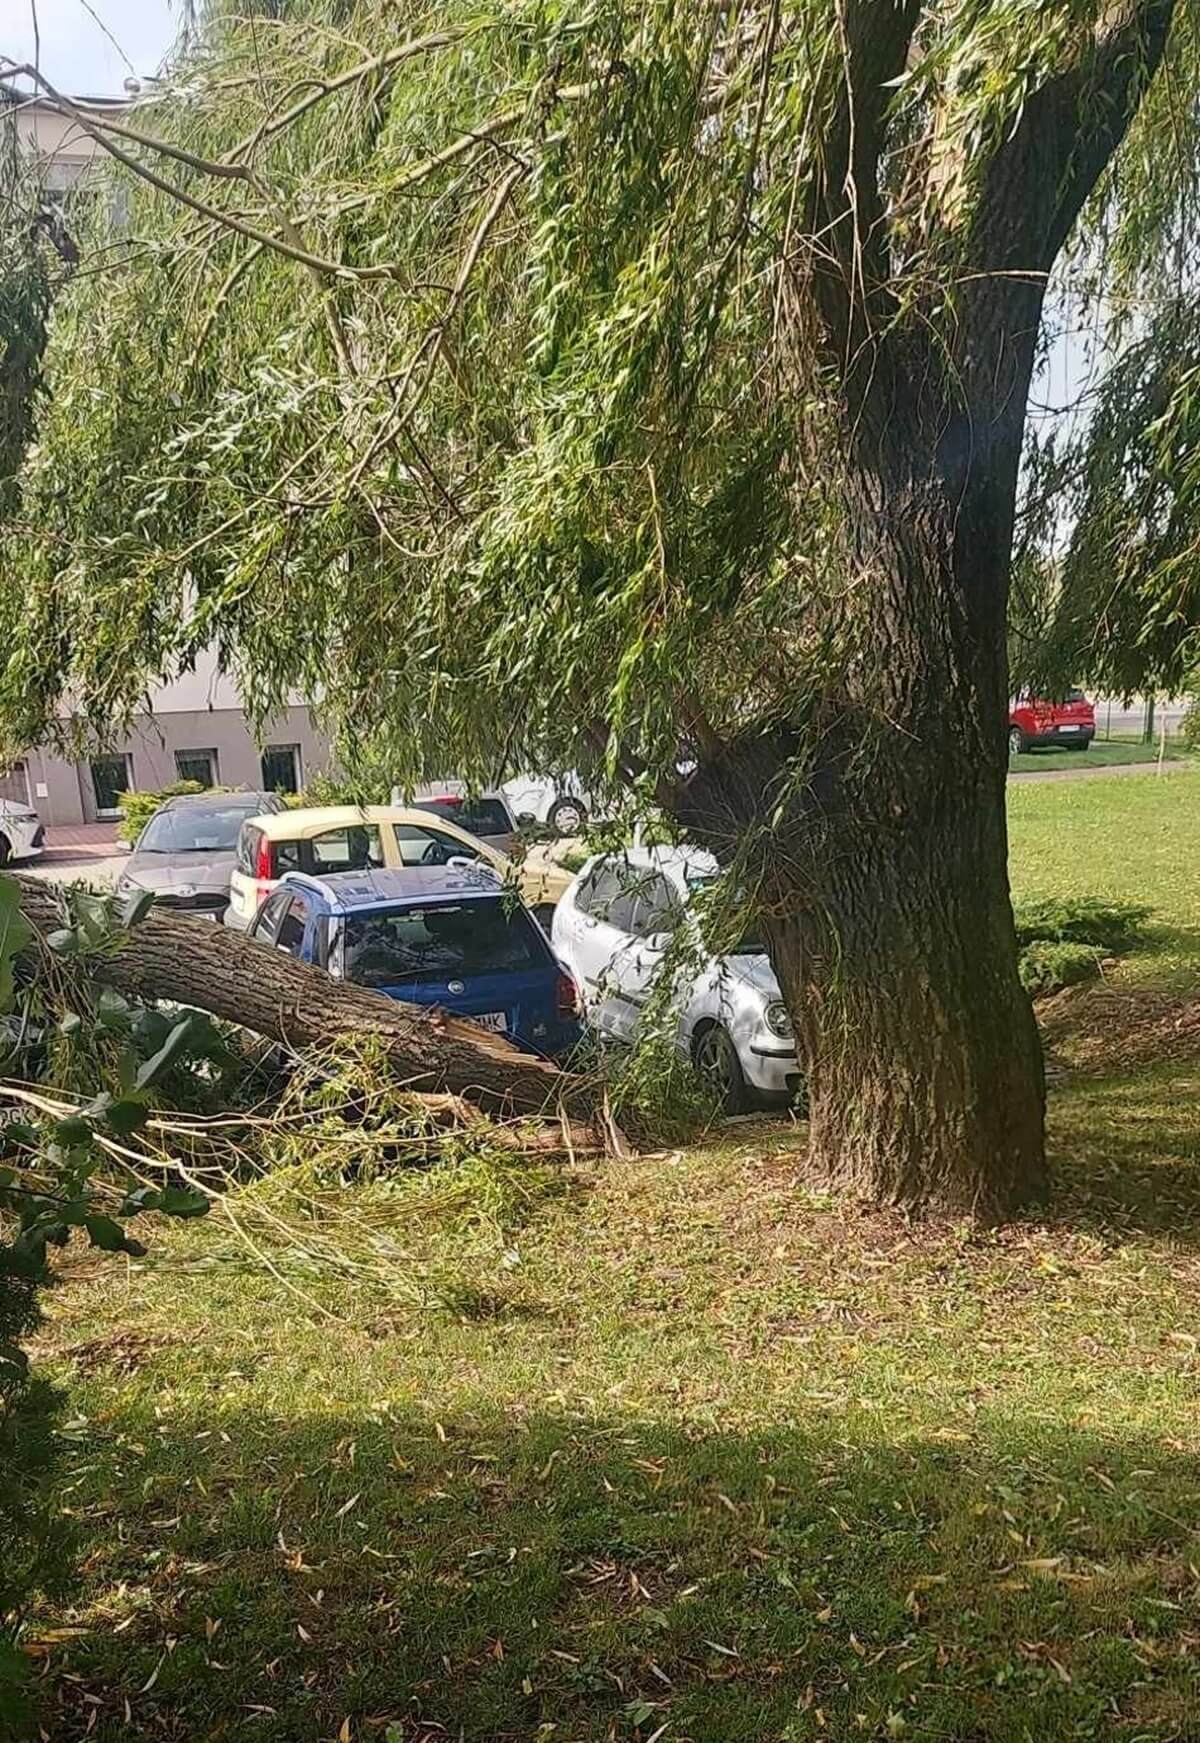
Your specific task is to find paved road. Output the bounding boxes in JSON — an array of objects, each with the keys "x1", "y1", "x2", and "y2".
[{"x1": 22, "y1": 852, "x2": 128, "y2": 886}]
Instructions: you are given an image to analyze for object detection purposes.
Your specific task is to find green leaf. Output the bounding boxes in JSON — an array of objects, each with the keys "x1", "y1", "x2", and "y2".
[
  {"x1": 72, "y1": 891, "x2": 114, "y2": 946},
  {"x1": 86, "y1": 1091, "x2": 150, "y2": 1136},
  {"x1": 120, "y1": 1184, "x2": 162, "y2": 1213},
  {"x1": 0, "y1": 876, "x2": 34, "y2": 1010},
  {"x1": 96, "y1": 988, "x2": 132, "y2": 1030},
  {"x1": 0, "y1": 1339, "x2": 30, "y2": 1378},
  {"x1": 120, "y1": 887, "x2": 156, "y2": 927},
  {"x1": 45, "y1": 928, "x2": 79, "y2": 956},
  {"x1": 158, "y1": 1184, "x2": 209, "y2": 1219},
  {"x1": 135, "y1": 1014, "x2": 199, "y2": 1091},
  {"x1": 3, "y1": 1120, "x2": 39, "y2": 1147},
  {"x1": 59, "y1": 1010, "x2": 83, "y2": 1037},
  {"x1": 52, "y1": 1115, "x2": 93, "y2": 1149},
  {"x1": 84, "y1": 1214, "x2": 145, "y2": 1257}
]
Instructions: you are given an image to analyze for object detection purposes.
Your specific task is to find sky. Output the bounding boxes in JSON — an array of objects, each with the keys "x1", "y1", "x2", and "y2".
[{"x1": 4, "y1": 0, "x2": 179, "y2": 96}]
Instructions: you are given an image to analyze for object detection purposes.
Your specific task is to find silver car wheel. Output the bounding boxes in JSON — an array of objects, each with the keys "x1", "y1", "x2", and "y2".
[{"x1": 694, "y1": 1024, "x2": 746, "y2": 1111}]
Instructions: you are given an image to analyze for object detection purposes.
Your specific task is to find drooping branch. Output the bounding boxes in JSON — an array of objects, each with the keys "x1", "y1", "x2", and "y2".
[
  {"x1": 804, "y1": 0, "x2": 922, "y2": 382},
  {"x1": 976, "y1": 0, "x2": 1176, "y2": 275}
]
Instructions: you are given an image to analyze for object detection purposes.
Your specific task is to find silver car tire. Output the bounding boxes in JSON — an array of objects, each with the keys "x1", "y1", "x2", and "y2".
[{"x1": 693, "y1": 1023, "x2": 747, "y2": 1112}]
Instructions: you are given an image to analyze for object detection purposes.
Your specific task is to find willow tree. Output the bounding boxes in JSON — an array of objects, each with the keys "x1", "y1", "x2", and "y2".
[{"x1": 3, "y1": 0, "x2": 1196, "y2": 1217}]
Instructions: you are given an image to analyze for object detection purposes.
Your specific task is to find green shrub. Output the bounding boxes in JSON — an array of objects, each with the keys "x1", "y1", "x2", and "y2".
[
  {"x1": 0, "y1": 1256, "x2": 73, "y2": 1738},
  {"x1": 1012, "y1": 896, "x2": 1150, "y2": 997},
  {"x1": 1012, "y1": 896, "x2": 1150, "y2": 954},
  {"x1": 1017, "y1": 938, "x2": 1106, "y2": 996},
  {"x1": 116, "y1": 779, "x2": 210, "y2": 843},
  {"x1": 1181, "y1": 704, "x2": 1200, "y2": 753}
]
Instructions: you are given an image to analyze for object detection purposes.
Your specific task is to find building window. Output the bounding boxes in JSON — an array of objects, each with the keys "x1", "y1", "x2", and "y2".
[
  {"x1": 90, "y1": 754, "x2": 131, "y2": 819},
  {"x1": 261, "y1": 744, "x2": 301, "y2": 795},
  {"x1": 175, "y1": 749, "x2": 218, "y2": 788},
  {"x1": 0, "y1": 762, "x2": 30, "y2": 808}
]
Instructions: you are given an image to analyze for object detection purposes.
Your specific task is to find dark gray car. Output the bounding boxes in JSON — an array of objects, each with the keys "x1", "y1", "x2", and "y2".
[{"x1": 117, "y1": 791, "x2": 286, "y2": 919}]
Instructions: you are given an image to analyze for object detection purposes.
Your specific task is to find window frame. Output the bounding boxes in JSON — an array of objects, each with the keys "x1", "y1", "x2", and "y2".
[
  {"x1": 273, "y1": 892, "x2": 311, "y2": 957},
  {"x1": 89, "y1": 752, "x2": 132, "y2": 821},
  {"x1": 260, "y1": 743, "x2": 302, "y2": 795},
  {"x1": 173, "y1": 748, "x2": 218, "y2": 788}
]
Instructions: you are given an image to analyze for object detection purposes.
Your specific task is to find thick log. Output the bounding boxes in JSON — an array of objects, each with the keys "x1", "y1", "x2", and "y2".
[{"x1": 13, "y1": 874, "x2": 592, "y2": 1120}]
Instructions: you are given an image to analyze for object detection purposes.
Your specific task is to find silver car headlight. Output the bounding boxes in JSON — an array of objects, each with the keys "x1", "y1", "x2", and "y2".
[{"x1": 764, "y1": 1000, "x2": 793, "y2": 1040}]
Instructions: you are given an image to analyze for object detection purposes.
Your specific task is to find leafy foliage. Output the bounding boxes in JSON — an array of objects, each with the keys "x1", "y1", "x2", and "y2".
[
  {"x1": 1012, "y1": 896, "x2": 1150, "y2": 996},
  {"x1": 0, "y1": 1, "x2": 1190, "y2": 802},
  {"x1": 0, "y1": 877, "x2": 218, "y2": 1731},
  {"x1": 1181, "y1": 701, "x2": 1200, "y2": 752},
  {"x1": 1013, "y1": 897, "x2": 1151, "y2": 955},
  {"x1": 1018, "y1": 938, "x2": 1109, "y2": 996}
]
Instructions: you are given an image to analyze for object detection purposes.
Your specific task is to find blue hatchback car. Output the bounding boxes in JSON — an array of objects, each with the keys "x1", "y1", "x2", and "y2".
[{"x1": 248, "y1": 864, "x2": 582, "y2": 1059}]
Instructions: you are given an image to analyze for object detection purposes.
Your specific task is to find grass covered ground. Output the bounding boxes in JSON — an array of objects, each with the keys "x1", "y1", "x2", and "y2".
[
  {"x1": 1009, "y1": 738, "x2": 1189, "y2": 773},
  {"x1": 26, "y1": 772, "x2": 1200, "y2": 1743}
]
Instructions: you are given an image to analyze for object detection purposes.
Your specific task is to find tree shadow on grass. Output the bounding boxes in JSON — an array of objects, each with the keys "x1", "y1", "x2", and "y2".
[
  {"x1": 1043, "y1": 1061, "x2": 1200, "y2": 1244},
  {"x1": 32, "y1": 1393, "x2": 1200, "y2": 1743}
]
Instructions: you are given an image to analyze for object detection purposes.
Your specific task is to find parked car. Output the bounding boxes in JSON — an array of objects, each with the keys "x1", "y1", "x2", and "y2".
[
  {"x1": 409, "y1": 791, "x2": 521, "y2": 855},
  {"x1": 552, "y1": 845, "x2": 800, "y2": 1108},
  {"x1": 1009, "y1": 690, "x2": 1095, "y2": 754},
  {"x1": 226, "y1": 804, "x2": 573, "y2": 933},
  {"x1": 248, "y1": 865, "x2": 582, "y2": 1058},
  {"x1": 116, "y1": 790, "x2": 286, "y2": 920},
  {"x1": 0, "y1": 798, "x2": 45, "y2": 867},
  {"x1": 502, "y1": 774, "x2": 591, "y2": 837}
]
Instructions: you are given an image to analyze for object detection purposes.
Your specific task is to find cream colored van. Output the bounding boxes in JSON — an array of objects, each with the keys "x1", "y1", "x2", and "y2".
[{"x1": 226, "y1": 805, "x2": 571, "y2": 932}]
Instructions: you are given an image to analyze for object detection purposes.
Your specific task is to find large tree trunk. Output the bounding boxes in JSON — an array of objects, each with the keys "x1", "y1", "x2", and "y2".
[
  {"x1": 761, "y1": 508, "x2": 1045, "y2": 1215},
  {"x1": 679, "y1": 397, "x2": 1047, "y2": 1220},
  {"x1": 790, "y1": 419, "x2": 1046, "y2": 1218},
  {"x1": 13, "y1": 874, "x2": 591, "y2": 1121}
]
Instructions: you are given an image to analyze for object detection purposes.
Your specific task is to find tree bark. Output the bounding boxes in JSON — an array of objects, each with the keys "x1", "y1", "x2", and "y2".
[
  {"x1": 13, "y1": 875, "x2": 591, "y2": 1121},
  {"x1": 761, "y1": 449, "x2": 1047, "y2": 1219},
  {"x1": 676, "y1": 391, "x2": 1048, "y2": 1219}
]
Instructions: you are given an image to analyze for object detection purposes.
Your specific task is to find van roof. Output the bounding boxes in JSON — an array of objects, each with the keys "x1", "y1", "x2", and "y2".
[
  {"x1": 278, "y1": 864, "x2": 505, "y2": 914},
  {"x1": 244, "y1": 804, "x2": 495, "y2": 840}
]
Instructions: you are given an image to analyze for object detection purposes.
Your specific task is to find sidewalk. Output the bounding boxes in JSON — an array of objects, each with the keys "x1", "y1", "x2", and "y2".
[
  {"x1": 23, "y1": 823, "x2": 127, "y2": 887},
  {"x1": 42, "y1": 823, "x2": 124, "y2": 858}
]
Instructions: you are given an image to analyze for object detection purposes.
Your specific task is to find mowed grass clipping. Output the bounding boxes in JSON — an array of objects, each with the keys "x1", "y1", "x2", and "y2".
[{"x1": 26, "y1": 772, "x2": 1200, "y2": 1743}]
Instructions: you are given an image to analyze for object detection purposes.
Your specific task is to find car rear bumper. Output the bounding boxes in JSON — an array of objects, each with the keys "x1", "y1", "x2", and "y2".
[{"x1": 1023, "y1": 728, "x2": 1094, "y2": 746}]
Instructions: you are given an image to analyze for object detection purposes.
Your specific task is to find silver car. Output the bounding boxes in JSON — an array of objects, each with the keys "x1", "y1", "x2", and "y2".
[
  {"x1": 117, "y1": 790, "x2": 285, "y2": 920},
  {"x1": 551, "y1": 845, "x2": 800, "y2": 1108}
]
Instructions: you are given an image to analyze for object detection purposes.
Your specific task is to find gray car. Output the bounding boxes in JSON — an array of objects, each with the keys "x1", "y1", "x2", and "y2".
[{"x1": 117, "y1": 791, "x2": 286, "y2": 920}]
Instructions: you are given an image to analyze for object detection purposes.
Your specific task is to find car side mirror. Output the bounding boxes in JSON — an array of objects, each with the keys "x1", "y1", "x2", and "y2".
[{"x1": 516, "y1": 811, "x2": 536, "y2": 827}]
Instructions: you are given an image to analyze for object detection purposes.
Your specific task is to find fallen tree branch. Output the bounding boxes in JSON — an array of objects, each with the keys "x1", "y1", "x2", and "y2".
[{"x1": 13, "y1": 874, "x2": 596, "y2": 1123}]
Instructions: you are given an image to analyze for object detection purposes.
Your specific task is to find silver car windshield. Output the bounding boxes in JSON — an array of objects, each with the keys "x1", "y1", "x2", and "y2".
[{"x1": 138, "y1": 807, "x2": 258, "y2": 853}]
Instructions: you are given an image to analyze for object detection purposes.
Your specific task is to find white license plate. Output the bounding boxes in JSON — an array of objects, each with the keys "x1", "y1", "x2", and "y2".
[
  {"x1": 1059, "y1": 725, "x2": 1082, "y2": 732},
  {"x1": 475, "y1": 1011, "x2": 507, "y2": 1033}
]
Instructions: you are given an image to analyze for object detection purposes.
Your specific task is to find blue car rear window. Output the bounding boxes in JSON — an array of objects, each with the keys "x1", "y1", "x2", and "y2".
[{"x1": 343, "y1": 899, "x2": 544, "y2": 989}]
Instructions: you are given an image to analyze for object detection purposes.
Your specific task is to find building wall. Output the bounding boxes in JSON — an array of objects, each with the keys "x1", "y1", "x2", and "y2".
[{"x1": 23, "y1": 706, "x2": 331, "y2": 826}]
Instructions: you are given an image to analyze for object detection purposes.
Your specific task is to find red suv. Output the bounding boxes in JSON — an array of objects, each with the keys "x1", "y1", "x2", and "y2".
[{"x1": 1008, "y1": 690, "x2": 1096, "y2": 755}]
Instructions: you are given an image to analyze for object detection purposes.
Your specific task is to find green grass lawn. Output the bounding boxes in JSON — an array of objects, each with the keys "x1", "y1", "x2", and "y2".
[
  {"x1": 1010, "y1": 737, "x2": 1189, "y2": 773},
  {"x1": 25, "y1": 774, "x2": 1200, "y2": 1743}
]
